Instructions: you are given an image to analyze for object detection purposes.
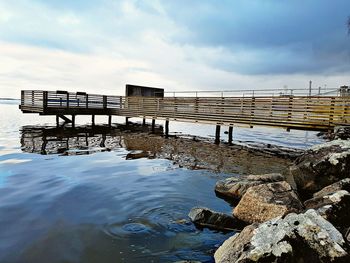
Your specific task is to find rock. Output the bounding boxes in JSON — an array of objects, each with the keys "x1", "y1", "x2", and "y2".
[
  {"x1": 215, "y1": 173, "x2": 284, "y2": 203},
  {"x1": 214, "y1": 209, "x2": 349, "y2": 263},
  {"x1": 233, "y1": 181, "x2": 303, "y2": 224},
  {"x1": 214, "y1": 224, "x2": 258, "y2": 263},
  {"x1": 290, "y1": 139, "x2": 350, "y2": 197},
  {"x1": 313, "y1": 178, "x2": 350, "y2": 198},
  {"x1": 334, "y1": 126, "x2": 350, "y2": 140},
  {"x1": 317, "y1": 126, "x2": 350, "y2": 140},
  {"x1": 304, "y1": 190, "x2": 350, "y2": 229},
  {"x1": 188, "y1": 207, "x2": 245, "y2": 231}
]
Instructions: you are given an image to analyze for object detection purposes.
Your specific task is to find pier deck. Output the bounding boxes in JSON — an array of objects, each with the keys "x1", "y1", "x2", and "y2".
[{"x1": 20, "y1": 90, "x2": 350, "y2": 131}]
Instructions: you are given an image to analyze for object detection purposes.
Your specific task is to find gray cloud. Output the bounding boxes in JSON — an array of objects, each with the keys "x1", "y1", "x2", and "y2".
[{"x1": 161, "y1": 0, "x2": 350, "y2": 74}]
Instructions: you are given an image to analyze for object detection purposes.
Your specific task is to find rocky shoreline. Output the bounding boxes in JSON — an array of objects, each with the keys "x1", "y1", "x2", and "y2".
[{"x1": 188, "y1": 127, "x2": 350, "y2": 262}]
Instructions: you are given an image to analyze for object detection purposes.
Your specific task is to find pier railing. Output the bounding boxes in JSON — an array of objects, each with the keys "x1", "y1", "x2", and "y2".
[{"x1": 21, "y1": 90, "x2": 350, "y2": 130}]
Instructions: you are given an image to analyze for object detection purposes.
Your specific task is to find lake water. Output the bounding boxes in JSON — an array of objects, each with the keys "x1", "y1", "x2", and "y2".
[{"x1": 0, "y1": 100, "x2": 325, "y2": 262}]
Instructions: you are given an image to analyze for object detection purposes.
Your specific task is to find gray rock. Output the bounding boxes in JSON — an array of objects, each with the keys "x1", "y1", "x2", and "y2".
[
  {"x1": 313, "y1": 178, "x2": 350, "y2": 198},
  {"x1": 188, "y1": 207, "x2": 245, "y2": 231},
  {"x1": 305, "y1": 190, "x2": 350, "y2": 229},
  {"x1": 334, "y1": 126, "x2": 350, "y2": 140},
  {"x1": 290, "y1": 139, "x2": 350, "y2": 197},
  {"x1": 214, "y1": 209, "x2": 349, "y2": 263},
  {"x1": 233, "y1": 181, "x2": 303, "y2": 224},
  {"x1": 215, "y1": 173, "x2": 284, "y2": 203}
]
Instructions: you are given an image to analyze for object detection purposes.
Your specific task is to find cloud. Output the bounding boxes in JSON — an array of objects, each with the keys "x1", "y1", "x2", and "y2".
[{"x1": 0, "y1": 0, "x2": 349, "y2": 99}]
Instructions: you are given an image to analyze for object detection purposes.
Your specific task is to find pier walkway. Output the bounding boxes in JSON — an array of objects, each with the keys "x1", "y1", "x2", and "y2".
[{"x1": 20, "y1": 89, "x2": 350, "y2": 134}]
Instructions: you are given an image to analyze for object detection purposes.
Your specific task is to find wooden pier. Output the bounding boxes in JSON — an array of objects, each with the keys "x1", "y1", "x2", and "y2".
[{"x1": 20, "y1": 89, "x2": 350, "y2": 142}]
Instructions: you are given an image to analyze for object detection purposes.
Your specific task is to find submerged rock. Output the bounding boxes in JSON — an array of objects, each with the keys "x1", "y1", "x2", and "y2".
[
  {"x1": 214, "y1": 209, "x2": 349, "y2": 263},
  {"x1": 304, "y1": 190, "x2": 350, "y2": 229},
  {"x1": 215, "y1": 173, "x2": 284, "y2": 203},
  {"x1": 233, "y1": 181, "x2": 303, "y2": 224},
  {"x1": 290, "y1": 139, "x2": 350, "y2": 197},
  {"x1": 188, "y1": 207, "x2": 245, "y2": 231}
]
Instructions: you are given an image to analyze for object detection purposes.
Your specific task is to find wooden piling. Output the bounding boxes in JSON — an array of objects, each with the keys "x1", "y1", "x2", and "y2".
[
  {"x1": 165, "y1": 120, "x2": 169, "y2": 138},
  {"x1": 215, "y1": 125, "x2": 221, "y2": 144},
  {"x1": 92, "y1": 115, "x2": 95, "y2": 126},
  {"x1": 228, "y1": 126, "x2": 233, "y2": 145},
  {"x1": 152, "y1": 119, "x2": 156, "y2": 133},
  {"x1": 108, "y1": 115, "x2": 112, "y2": 127},
  {"x1": 142, "y1": 118, "x2": 146, "y2": 126},
  {"x1": 72, "y1": 115, "x2": 75, "y2": 128}
]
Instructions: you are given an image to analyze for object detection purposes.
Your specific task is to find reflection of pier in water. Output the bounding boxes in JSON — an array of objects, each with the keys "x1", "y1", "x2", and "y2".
[
  {"x1": 20, "y1": 124, "x2": 292, "y2": 175},
  {"x1": 20, "y1": 124, "x2": 163, "y2": 156}
]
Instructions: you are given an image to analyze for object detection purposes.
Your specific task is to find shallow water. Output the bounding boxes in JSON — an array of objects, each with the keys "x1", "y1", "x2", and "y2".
[{"x1": 0, "y1": 101, "x2": 325, "y2": 262}]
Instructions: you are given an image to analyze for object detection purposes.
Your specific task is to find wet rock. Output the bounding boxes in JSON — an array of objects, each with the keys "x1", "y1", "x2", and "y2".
[
  {"x1": 334, "y1": 126, "x2": 350, "y2": 140},
  {"x1": 313, "y1": 178, "x2": 350, "y2": 198},
  {"x1": 317, "y1": 126, "x2": 350, "y2": 141},
  {"x1": 233, "y1": 181, "x2": 303, "y2": 224},
  {"x1": 188, "y1": 207, "x2": 245, "y2": 231},
  {"x1": 304, "y1": 190, "x2": 350, "y2": 229},
  {"x1": 215, "y1": 173, "x2": 284, "y2": 203},
  {"x1": 214, "y1": 209, "x2": 349, "y2": 263},
  {"x1": 290, "y1": 139, "x2": 350, "y2": 197}
]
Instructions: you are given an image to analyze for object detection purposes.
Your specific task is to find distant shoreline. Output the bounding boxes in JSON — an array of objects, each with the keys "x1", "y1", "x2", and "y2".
[{"x1": 0, "y1": 98, "x2": 20, "y2": 101}]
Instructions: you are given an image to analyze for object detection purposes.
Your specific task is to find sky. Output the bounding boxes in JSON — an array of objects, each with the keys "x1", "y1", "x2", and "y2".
[{"x1": 0, "y1": 0, "x2": 349, "y2": 98}]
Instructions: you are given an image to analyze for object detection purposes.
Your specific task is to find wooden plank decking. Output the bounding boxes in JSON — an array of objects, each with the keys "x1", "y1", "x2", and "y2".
[{"x1": 20, "y1": 90, "x2": 350, "y2": 131}]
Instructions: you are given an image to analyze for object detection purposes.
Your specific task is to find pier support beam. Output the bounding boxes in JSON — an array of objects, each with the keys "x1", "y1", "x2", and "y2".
[
  {"x1": 165, "y1": 120, "x2": 169, "y2": 138},
  {"x1": 142, "y1": 118, "x2": 146, "y2": 126},
  {"x1": 56, "y1": 115, "x2": 59, "y2": 127},
  {"x1": 108, "y1": 115, "x2": 112, "y2": 128},
  {"x1": 72, "y1": 115, "x2": 75, "y2": 128},
  {"x1": 92, "y1": 115, "x2": 95, "y2": 126},
  {"x1": 228, "y1": 126, "x2": 233, "y2": 145},
  {"x1": 126, "y1": 117, "x2": 129, "y2": 126},
  {"x1": 152, "y1": 119, "x2": 156, "y2": 133},
  {"x1": 215, "y1": 125, "x2": 221, "y2": 144}
]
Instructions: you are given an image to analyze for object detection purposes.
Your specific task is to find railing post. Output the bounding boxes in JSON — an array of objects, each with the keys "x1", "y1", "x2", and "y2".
[
  {"x1": 103, "y1": 95, "x2": 107, "y2": 109},
  {"x1": 21, "y1": 90, "x2": 24, "y2": 106},
  {"x1": 250, "y1": 97, "x2": 255, "y2": 128},
  {"x1": 287, "y1": 96, "x2": 293, "y2": 123},
  {"x1": 43, "y1": 91, "x2": 48, "y2": 112},
  {"x1": 329, "y1": 97, "x2": 335, "y2": 127},
  {"x1": 67, "y1": 93, "x2": 69, "y2": 108}
]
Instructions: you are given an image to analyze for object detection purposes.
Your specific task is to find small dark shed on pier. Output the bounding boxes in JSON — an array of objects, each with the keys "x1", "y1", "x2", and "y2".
[{"x1": 125, "y1": 84, "x2": 164, "y2": 97}]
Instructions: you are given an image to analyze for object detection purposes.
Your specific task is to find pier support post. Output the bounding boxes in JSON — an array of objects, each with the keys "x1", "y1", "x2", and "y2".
[
  {"x1": 215, "y1": 125, "x2": 221, "y2": 144},
  {"x1": 126, "y1": 117, "x2": 129, "y2": 126},
  {"x1": 142, "y1": 118, "x2": 146, "y2": 126},
  {"x1": 228, "y1": 126, "x2": 233, "y2": 145},
  {"x1": 92, "y1": 115, "x2": 95, "y2": 126},
  {"x1": 72, "y1": 115, "x2": 75, "y2": 128},
  {"x1": 108, "y1": 115, "x2": 112, "y2": 128},
  {"x1": 152, "y1": 119, "x2": 156, "y2": 133},
  {"x1": 56, "y1": 115, "x2": 59, "y2": 127},
  {"x1": 165, "y1": 120, "x2": 169, "y2": 138}
]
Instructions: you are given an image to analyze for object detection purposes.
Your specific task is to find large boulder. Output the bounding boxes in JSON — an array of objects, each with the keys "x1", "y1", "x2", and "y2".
[
  {"x1": 334, "y1": 126, "x2": 350, "y2": 140},
  {"x1": 215, "y1": 173, "x2": 284, "y2": 203},
  {"x1": 313, "y1": 178, "x2": 350, "y2": 198},
  {"x1": 304, "y1": 190, "x2": 350, "y2": 229},
  {"x1": 188, "y1": 207, "x2": 245, "y2": 231},
  {"x1": 290, "y1": 139, "x2": 350, "y2": 197},
  {"x1": 214, "y1": 209, "x2": 349, "y2": 263},
  {"x1": 233, "y1": 181, "x2": 303, "y2": 224}
]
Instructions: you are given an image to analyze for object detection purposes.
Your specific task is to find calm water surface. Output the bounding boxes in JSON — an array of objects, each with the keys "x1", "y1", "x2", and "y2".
[{"x1": 0, "y1": 100, "x2": 324, "y2": 263}]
